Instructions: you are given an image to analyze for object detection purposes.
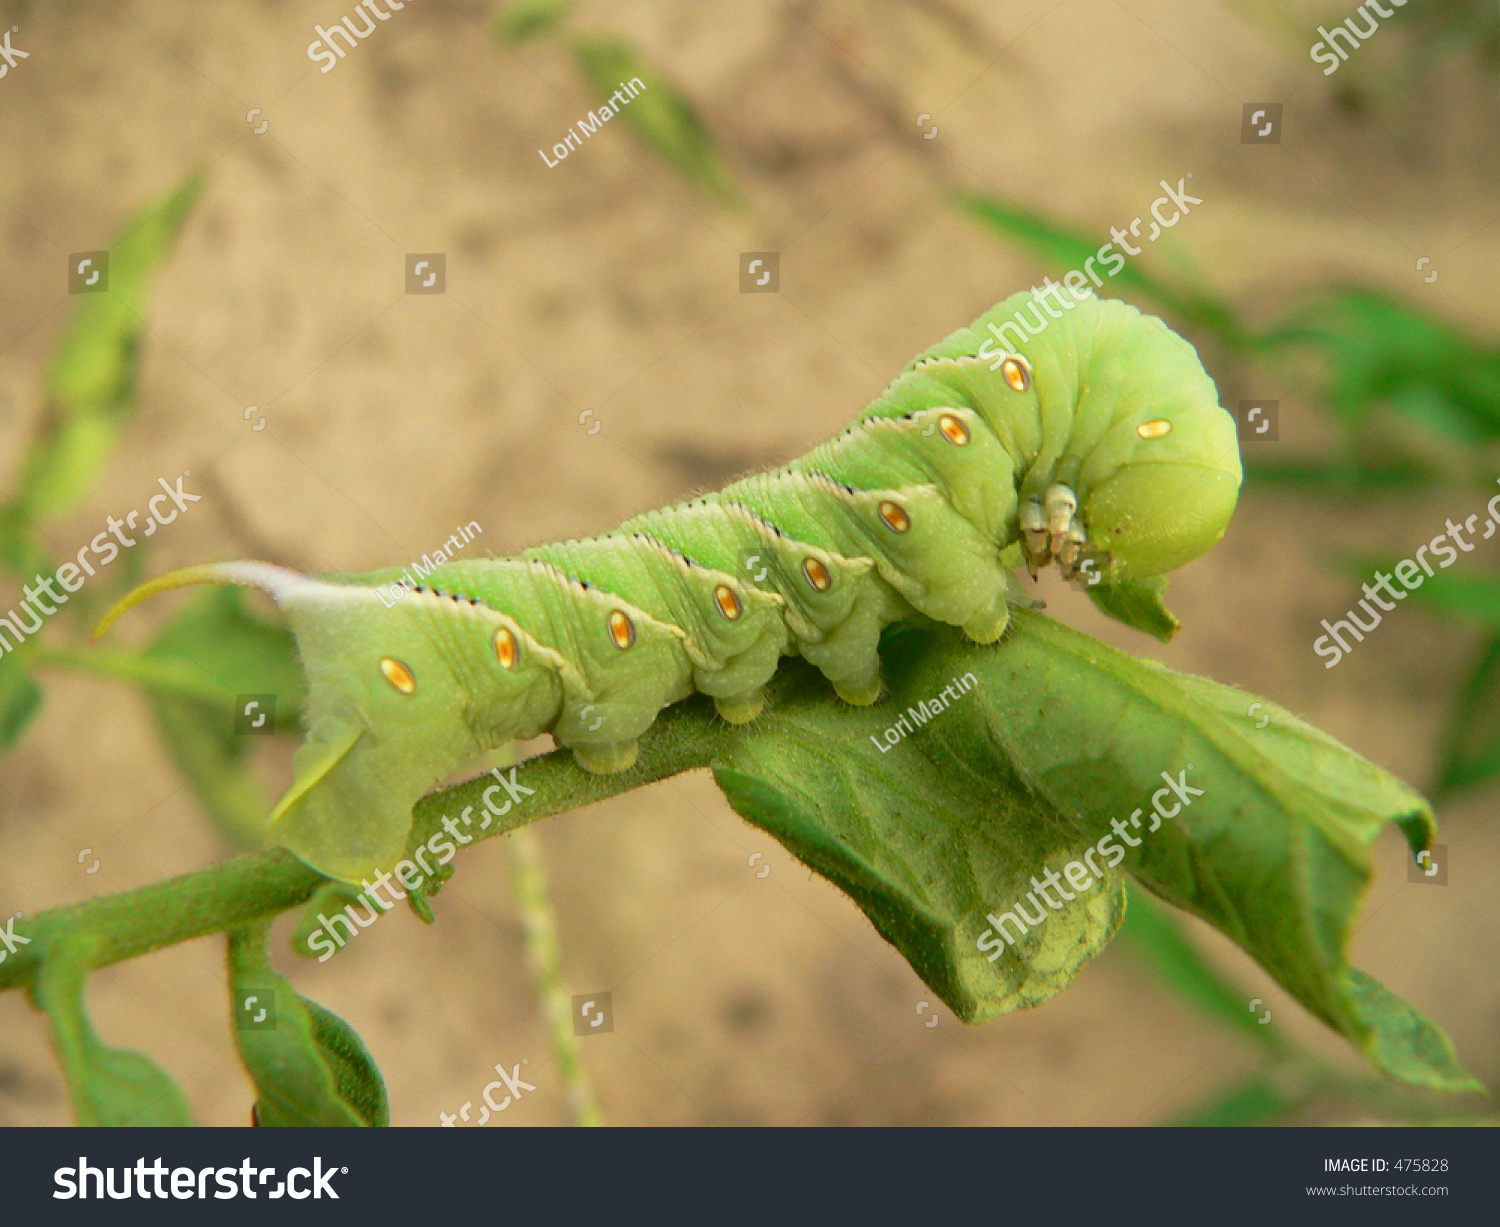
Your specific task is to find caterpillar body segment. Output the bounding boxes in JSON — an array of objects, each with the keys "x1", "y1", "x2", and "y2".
[{"x1": 97, "y1": 292, "x2": 1241, "y2": 882}]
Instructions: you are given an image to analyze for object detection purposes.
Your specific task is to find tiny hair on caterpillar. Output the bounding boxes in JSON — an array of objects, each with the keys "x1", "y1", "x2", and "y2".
[{"x1": 96, "y1": 291, "x2": 1242, "y2": 883}]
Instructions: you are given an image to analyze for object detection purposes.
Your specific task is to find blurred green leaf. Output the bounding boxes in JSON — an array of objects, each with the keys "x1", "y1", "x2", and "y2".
[
  {"x1": 0, "y1": 502, "x2": 53, "y2": 582},
  {"x1": 144, "y1": 586, "x2": 305, "y2": 725},
  {"x1": 955, "y1": 192, "x2": 1245, "y2": 345},
  {"x1": 1167, "y1": 1065, "x2": 1320, "y2": 1126},
  {"x1": 1434, "y1": 630, "x2": 1500, "y2": 796},
  {"x1": 0, "y1": 653, "x2": 43, "y2": 750},
  {"x1": 228, "y1": 922, "x2": 385, "y2": 1127},
  {"x1": 1403, "y1": 566, "x2": 1500, "y2": 628},
  {"x1": 712, "y1": 614, "x2": 1479, "y2": 1089},
  {"x1": 571, "y1": 38, "x2": 740, "y2": 204},
  {"x1": 149, "y1": 694, "x2": 280, "y2": 849},
  {"x1": 34, "y1": 643, "x2": 240, "y2": 705},
  {"x1": 1118, "y1": 887, "x2": 1284, "y2": 1053},
  {"x1": 1086, "y1": 575, "x2": 1180, "y2": 642},
  {"x1": 492, "y1": 0, "x2": 574, "y2": 44},
  {"x1": 8, "y1": 175, "x2": 203, "y2": 526},
  {"x1": 1384, "y1": 0, "x2": 1500, "y2": 73},
  {"x1": 1242, "y1": 456, "x2": 1437, "y2": 493},
  {"x1": 1266, "y1": 290, "x2": 1500, "y2": 447},
  {"x1": 1338, "y1": 562, "x2": 1500, "y2": 795},
  {"x1": 33, "y1": 936, "x2": 192, "y2": 1126},
  {"x1": 143, "y1": 587, "x2": 306, "y2": 848}
]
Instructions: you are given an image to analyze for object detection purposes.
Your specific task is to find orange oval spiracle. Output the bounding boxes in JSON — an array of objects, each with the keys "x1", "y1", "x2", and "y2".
[
  {"x1": 878, "y1": 500, "x2": 911, "y2": 533},
  {"x1": 1136, "y1": 418, "x2": 1173, "y2": 439},
  {"x1": 607, "y1": 609, "x2": 636, "y2": 649},
  {"x1": 713, "y1": 584, "x2": 742, "y2": 621},
  {"x1": 1001, "y1": 355, "x2": 1032, "y2": 394},
  {"x1": 938, "y1": 414, "x2": 970, "y2": 446},
  {"x1": 494, "y1": 627, "x2": 518, "y2": 669},
  {"x1": 801, "y1": 557, "x2": 832, "y2": 592},
  {"x1": 380, "y1": 657, "x2": 417, "y2": 694}
]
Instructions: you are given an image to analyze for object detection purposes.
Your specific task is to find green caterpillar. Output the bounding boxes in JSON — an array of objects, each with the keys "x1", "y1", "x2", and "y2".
[{"x1": 97, "y1": 291, "x2": 1242, "y2": 882}]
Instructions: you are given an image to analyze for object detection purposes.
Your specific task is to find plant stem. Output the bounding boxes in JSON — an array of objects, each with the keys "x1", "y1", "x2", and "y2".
[
  {"x1": 506, "y1": 826, "x2": 604, "y2": 1126},
  {"x1": 0, "y1": 697, "x2": 721, "y2": 993}
]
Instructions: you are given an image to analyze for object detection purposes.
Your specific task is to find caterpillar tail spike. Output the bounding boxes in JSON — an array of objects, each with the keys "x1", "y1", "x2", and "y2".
[
  {"x1": 99, "y1": 291, "x2": 1241, "y2": 884},
  {"x1": 92, "y1": 561, "x2": 307, "y2": 641}
]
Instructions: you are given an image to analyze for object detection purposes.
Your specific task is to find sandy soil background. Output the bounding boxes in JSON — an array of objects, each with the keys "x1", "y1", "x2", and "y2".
[{"x1": 0, "y1": 0, "x2": 1497, "y2": 1126}]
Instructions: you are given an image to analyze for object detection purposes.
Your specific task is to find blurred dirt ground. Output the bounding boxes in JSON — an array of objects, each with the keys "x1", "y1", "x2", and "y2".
[{"x1": 1, "y1": 0, "x2": 1497, "y2": 1125}]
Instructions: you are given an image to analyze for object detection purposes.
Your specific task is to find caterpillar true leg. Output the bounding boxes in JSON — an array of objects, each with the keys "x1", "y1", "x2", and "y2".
[
  {"x1": 1019, "y1": 498, "x2": 1049, "y2": 576},
  {"x1": 1042, "y1": 483, "x2": 1078, "y2": 557}
]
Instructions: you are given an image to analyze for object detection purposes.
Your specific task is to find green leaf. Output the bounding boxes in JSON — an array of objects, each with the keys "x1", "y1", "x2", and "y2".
[
  {"x1": 1086, "y1": 575, "x2": 1180, "y2": 642},
  {"x1": 301, "y1": 998, "x2": 390, "y2": 1127},
  {"x1": 0, "y1": 654, "x2": 43, "y2": 750},
  {"x1": 143, "y1": 587, "x2": 306, "y2": 847},
  {"x1": 228, "y1": 922, "x2": 386, "y2": 1127},
  {"x1": 10, "y1": 175, "x2": 204, "y2": 524},
  {"x1": 33, "y1": 936, "x2": 192, "y2": 1126},
  {"x1": 714, "y1": 627, "x2": 1126, "y2": 1024},
  {"x1": 1117, "y1": 887, "x2": 1283, "y2": 1053},
  {"x1": 571, "y1": 38, "x2": 740, "y2": 204},
  {"x1": 716, "y1": 612, "x2": 1480, "y2": 1090},
  {"x1": 492, "y1": 0, "x2": 574, "y2": 44},
  {"x1": 1341, "y1": 967, "x2": 1481, "y2": 1093},
  {"x1": 291, "y1": 881, "x2": 369, "y2": 960}
]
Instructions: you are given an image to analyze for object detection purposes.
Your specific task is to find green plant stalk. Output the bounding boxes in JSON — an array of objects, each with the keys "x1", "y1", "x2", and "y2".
[
  {"x1": 0, "y1": 699, "x2": 721, "y2": 994},
  {"x1": 505, "y1": 826, "x2": 604, "y2": 1126}
]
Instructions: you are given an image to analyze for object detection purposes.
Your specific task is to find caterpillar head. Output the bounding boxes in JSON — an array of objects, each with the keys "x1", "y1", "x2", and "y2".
[
  {"x1": 1075, "y1": 387, "x2": 1243, "y2": 584},
  {"x1": 968, "y1": 293, "x2": 1243, "y2": 584},
  {"x1": 94, "y1": 562, "x2": 563, "y2": 883}
]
